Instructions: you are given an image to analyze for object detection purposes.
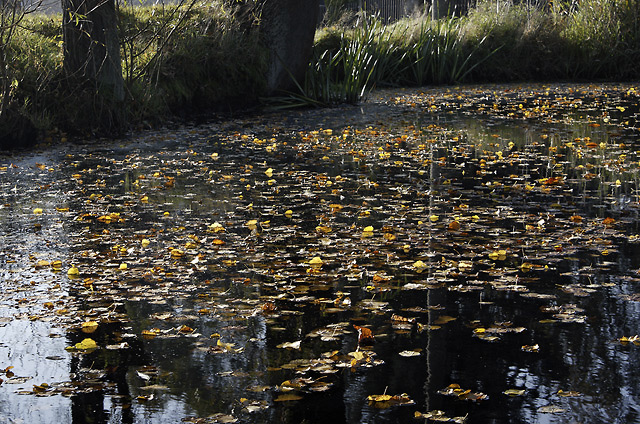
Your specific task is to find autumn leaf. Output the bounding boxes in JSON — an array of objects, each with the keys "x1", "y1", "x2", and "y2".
[
  {"x1": 81, "y1": 321, "x2": 99, "y2": 333},
  {"x1": 315, "y1": 225, "x2": 332, "y2": 234},
  {"x1": 277, "y1": 340, "x2": 302, "y2": 349},
  {"x1": 353, "y1": 325, "x2": 374, "y2": 343},
  {"x1": 367, "y1": 393, "x2": 414, "y2": 408},
  {"x1": 308, "y1": 256, "x2": 323, "y2": 267},
  {"x1": 274, "y1": 394, "x2": 303, "y2": 402},
  {"x1": 67, "y1": 338, "x2": 98, "y2": 351},
  {"x1": 413, "y1": 260, "x2": 427, "y2": 272}
]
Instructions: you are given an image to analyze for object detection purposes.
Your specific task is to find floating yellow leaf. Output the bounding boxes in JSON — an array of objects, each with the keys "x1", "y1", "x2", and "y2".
[
  {"x1": 265, "y1": 168, "x2": 273, "y2": 177},
  {"x1": 413, "y1": 260, "x2": 427, "y2": 272},
  {"x1": 284, "y1": 209, "x2": 293, "y2": 217},
  {"x1": 81, "y1": 321, "x2": 99, "y2": 333},
  {"x1": 349, "y1": 351, "x2": 366, "y2": 361},
  {"x1": 458, "y1": 261, "x2": 473, "y2": 272},
  {"x1": 489, "y1": 250, "x2": 507, "y2": 261},
  {"x1": 274, "y1": 394, "x2": 303, "y2": 402},
  {"x1": 429, "y1": 215, "x2": 439, "y2": 222},
  {"x1": 521, "y1": 344, "x2": 540, "y2": 352},
  {"x1": 367, "y1": 394, "x2": 393, "y2": 402},
  {"x1": 619, "y1": 335, "x2": 640, "y2": 344},
  {"x1": 142, "y1": 329, "x2": 161, "y2": 339},
  {"x1": 51, "y1": 260, "x2": 62, "y2": 270},
  {"x1": 309, "y1": 256, "x2": 323, "y2": 267},
  {"x1": 33, "y1": 208, "x2": 43, "y2": 215},
  {"x1": 246, "y1": 219, "x2": 258, "y2": 230},
  {"x1": 520, "y1": 262, "x2": 532, "y2": 272},
  {"x1": 209, "y1": 222, "x2": 225, "y2": 232},
  {"x1": 35, "y1": 259, "x2": 50, "y2": 268},
  {"x1": 504, "y1": 389, "x2": 525, "y2": 397},
  {"x1": 277, "y1": 340, "x2": 302, "y2": 349},
  {"x1": 217, "y1": 338, "x2": 237, "y2": 352},
  {"x1": 170, "y1": 249, "x2": 184, "y2": 258},
  {"x1": 557, "y1": 389, "x2": 581, "y2": 397},
  {"x1": 367, "y1": 393, "x2": 414, "y2": 408},
  {"x1": 316, "y1": 225, "x2": 332, "y2": 234},
  {"x1": 119, "y1": 263, "x2": 128, "y2": 270},
  {"x1": 141, "y1": 238, "x2": 150, "y2": 247},
  {"x1": 67, "y1": 265, "x2": 79, "y2": 276},
  {"x1": 73, "y1": 338, "x2": 97, "y2": 351},
  {"x1": 383, "y1": 233, "x2": 396, "y2": 241}
]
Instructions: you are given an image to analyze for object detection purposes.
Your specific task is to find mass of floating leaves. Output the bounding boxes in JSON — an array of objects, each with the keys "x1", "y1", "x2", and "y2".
[{"x1": 0, "y1": 83, "x2": 639, "y2": 422}]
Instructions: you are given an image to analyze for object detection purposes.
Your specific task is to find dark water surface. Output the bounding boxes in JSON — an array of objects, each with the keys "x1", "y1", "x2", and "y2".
[{"x1": 1, "y1": 83, "x2": 640, "y2": 423}]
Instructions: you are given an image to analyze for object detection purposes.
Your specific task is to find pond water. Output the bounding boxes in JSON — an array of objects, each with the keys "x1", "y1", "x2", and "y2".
[{"x1": 1, "y1": 83, "x2": 640, "y2": 424}]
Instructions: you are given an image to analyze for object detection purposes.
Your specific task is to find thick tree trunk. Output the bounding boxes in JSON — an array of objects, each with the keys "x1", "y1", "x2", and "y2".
[
  {"x1": 260, "y1": 0, "x2": 319, "y2": 94},
  {"x1": 62, "y1": 0, "x2": 124, "y2": 103}
]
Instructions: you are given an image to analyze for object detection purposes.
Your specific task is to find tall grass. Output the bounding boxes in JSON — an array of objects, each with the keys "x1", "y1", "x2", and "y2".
[
  {"x1": 292, "y1": 0, "x2": 640, "y2": 107},
  {"x1": 1, "y1": 0, "x2": 267, "y2": 146},
  {"x1": 284, "y1": 11, "x2": 496, "y2": 107}
]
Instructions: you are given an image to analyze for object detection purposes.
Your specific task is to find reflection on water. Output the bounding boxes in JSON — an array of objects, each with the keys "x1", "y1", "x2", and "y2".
[{"x1": 1, "y1": 83, "x2": 640, "y2": 423}]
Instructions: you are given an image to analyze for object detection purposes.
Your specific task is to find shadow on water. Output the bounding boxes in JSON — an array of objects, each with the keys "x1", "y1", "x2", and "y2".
[{"x1": 1, "y1": 83, "x2": 640, "y2": 423}]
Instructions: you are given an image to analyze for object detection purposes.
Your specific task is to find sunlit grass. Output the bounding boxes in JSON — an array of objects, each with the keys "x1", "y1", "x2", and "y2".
[{"x1": 297, "y1": 0, "x2": 640, "y2": 106}]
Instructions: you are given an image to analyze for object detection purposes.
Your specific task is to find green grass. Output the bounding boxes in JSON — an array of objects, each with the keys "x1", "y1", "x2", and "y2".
[
  {"x1": 293, "y1": 0, "x2": 640, "y2": 106},
  {"x1": 0, "y1": 0, "x2": 267, "y2": 146}
]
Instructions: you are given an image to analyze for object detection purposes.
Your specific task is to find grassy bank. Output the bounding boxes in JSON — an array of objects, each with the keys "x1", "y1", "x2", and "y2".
[
  {"x1": 1, "y1": 0, "x2": 639, "y2": 147},
  {"x1": 0, "y1": 0, "x2": 267, "y2": 148},
  {"x1": 289, "y1": 0, "x2": 640, "y2": 106}
]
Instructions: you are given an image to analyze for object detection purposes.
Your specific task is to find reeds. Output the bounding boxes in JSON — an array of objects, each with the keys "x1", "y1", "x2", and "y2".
[{"x1": 293, "y1": 0, "x2": 640, "y2": 107}]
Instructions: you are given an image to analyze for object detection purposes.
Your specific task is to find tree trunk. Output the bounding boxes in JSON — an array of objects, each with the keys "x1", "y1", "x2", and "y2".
[
  {"x1": 260, "y1": 0, "x2": 320, "y2": 94},
  {"x1": 62, "y1": 0, "x2": 124, "y2": 110}
]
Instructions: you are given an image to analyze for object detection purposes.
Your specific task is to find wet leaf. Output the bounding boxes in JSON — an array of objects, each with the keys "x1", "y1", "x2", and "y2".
[
  {"x1": 274, "y1": 394, "x2": 303, "y2": 402},
  {"x1": 538, "y1": 405, "x2": 566, "y2": 414},
  {"x1": 557, "y1": 390, "x2": 581, "y2": 397},
  {"x1": 66, "y1": 338, "x2": 97, "y2": 351},
  {"x1": 277, "y1": 340, "x2": 302, "y2": 350},
  {"x1": 353, "y1": 325, "x2": 374, "y2": 343},
  {"x1": 81, "y1": 321, "x2": 99, "y2": 333},
  {"x1": 367, "y1": 392, "x2": 414, "y2": 408}
]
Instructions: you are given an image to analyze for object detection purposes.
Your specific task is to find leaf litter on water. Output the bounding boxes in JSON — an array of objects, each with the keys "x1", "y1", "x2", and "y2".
[{"x1": 1, "y1": 83, "x2": 639, "y2": 422}]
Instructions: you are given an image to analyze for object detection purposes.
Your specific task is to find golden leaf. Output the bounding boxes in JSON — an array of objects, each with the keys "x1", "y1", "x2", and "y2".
[
  {"x1": 81, "y1": 321, "x2": 99, "y2": 333},
  {"x1": 74, "y1": 338, "x2": 97, "y2": 351}
]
